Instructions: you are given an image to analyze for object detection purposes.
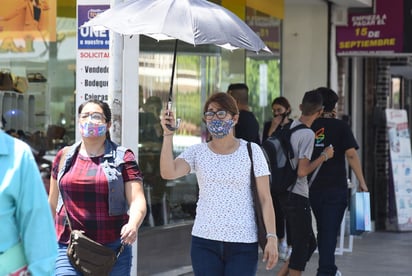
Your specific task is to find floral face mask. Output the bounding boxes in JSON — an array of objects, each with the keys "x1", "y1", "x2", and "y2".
[
  {"x1": 79, "y1": 122, "x2": 107, "y2": 137},
  {"x1": 206, "y1": 119, "x2": 234, "y2": 139}
]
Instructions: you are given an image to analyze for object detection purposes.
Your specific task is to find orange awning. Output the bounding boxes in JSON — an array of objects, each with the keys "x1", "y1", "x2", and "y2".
[{"x1": 222, "y1": 0, "x2": 284, "y2": 19}]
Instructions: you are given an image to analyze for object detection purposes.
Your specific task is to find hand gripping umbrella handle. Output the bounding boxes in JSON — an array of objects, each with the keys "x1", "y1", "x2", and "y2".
[{"x1": 166, "y1": 101, "x2": 181, "y2": 131}]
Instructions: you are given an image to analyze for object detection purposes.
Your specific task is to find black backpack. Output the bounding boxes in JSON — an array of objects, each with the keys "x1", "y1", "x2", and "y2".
[{"x1": 261, "y1": 122, "x2": 308, "y2": 196}]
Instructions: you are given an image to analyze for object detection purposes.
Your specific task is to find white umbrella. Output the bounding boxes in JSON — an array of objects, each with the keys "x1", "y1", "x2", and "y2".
[
  {"x1": 82, "y1": 0, "x2": 270, "y2": 52},
  {"x1": 81, "y1": 0, "x2": 271, "y2": 129}
]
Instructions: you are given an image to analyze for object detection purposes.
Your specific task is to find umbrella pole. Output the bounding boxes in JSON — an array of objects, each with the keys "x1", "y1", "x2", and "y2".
[
  {"x1": 168, "y1": 39, "x2": 178, "y2": 102},
  {"x1": 166, "y1": 39, "x2": 180, "y2": 131}
]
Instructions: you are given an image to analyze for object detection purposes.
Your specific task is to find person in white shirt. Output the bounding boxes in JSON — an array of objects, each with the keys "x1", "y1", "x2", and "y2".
[{"x1": 160, "y1": 92, "x2": 278, "y2": 275}]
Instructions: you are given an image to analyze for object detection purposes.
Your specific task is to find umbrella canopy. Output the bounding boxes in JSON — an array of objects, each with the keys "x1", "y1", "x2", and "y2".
[{"x1": 81, "y1": 0, "x2": 271, "y2": 53}]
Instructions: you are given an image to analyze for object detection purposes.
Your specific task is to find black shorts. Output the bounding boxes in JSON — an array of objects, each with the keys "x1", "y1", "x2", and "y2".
[{"x1": 279, "y1": 193, "x2": 317, "y2": 271}]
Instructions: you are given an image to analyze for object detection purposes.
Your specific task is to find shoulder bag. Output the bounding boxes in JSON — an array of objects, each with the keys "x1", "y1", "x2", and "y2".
[{"x1": 247, "y1": 142, "x2": 267, "y2": 251}]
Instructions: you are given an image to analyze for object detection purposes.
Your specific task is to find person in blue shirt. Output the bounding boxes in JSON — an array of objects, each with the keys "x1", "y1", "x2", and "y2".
[{"x1": 0, "y1": 128, "x2": 58, "y2": 275}]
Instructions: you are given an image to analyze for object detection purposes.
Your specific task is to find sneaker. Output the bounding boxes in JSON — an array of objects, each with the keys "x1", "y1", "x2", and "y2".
[
  {"x1": 336, "y1": 270, "x2": 342, "y2": 276},
  {"x1": 278, "y1": 243, "x2": 288, "y2": 261}
]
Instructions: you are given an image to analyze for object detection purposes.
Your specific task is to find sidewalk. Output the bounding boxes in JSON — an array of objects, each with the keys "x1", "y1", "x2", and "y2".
[
  {"x1": 158, "y1": 231, "x2": 412, "y2": 276},
  {"x1": 256, "y1": 231, "x2": 412, "y2": 275}
]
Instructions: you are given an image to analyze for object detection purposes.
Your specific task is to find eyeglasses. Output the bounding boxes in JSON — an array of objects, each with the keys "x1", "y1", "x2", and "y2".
[
  {"x1": 79, "y1": 112, "x2": 106, "y2": 123},
  {"x1": 204, "y1": 110, "x2": 228, "y2": 120}
]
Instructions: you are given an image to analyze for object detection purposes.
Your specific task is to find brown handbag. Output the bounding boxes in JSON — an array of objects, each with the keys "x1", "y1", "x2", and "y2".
[
  {"x1": 247, "y1": 142, "x2": 267, "y2": 251},
  {"x1": 66, "y1": 229, "x2": 121, "y2": 276}
]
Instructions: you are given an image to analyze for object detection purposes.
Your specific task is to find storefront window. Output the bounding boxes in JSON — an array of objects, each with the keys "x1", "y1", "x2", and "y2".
[
  {"x1": 138, "y1": 48, "x2": 220, "y2": 227},
  {"x1": 1, "y1": 1, "x2": 75, "y2": 186},
  {"x1": 138, "y1": 41, "x2": 280, "y2": 228}
]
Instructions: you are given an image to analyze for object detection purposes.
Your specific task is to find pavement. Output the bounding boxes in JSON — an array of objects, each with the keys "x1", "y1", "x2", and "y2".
[{"x1": 155, "y1": 231, "x2": 412, "y2": 276}]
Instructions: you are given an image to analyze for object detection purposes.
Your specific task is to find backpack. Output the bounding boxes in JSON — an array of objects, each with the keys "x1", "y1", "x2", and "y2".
[{"x1": 261, "y1": 122, "x2": 308, "y2": 196}]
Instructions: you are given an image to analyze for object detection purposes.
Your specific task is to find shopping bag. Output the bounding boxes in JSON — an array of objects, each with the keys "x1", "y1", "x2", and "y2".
[{"x1": 350, "y1": 192, "x2": 371, "y2": 235}]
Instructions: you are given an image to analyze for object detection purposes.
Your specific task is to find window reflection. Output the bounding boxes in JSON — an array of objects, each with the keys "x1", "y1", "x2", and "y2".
[{"x1": 138, "y1": 52, "x2": 212, "y2": 227}]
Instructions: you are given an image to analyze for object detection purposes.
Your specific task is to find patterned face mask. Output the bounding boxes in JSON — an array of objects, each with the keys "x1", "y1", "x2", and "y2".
[
  {"x1": 206, "y1": 119, "x2": 234, "y2": 139},
  {"x1": 79, "y1": 122, "x2": 107, "y2": 137}
]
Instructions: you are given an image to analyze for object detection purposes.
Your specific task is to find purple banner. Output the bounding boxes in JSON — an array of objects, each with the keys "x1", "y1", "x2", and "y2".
[
  {"x1": 336, "y1": 0, "x2": 404, "y2": 55},
  {"x1": 78, "y1": 5, "x2": 110, "y2": 49}
]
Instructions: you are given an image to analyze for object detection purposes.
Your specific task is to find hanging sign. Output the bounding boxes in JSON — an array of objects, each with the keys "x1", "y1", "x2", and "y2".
[{"x1": 336, "y1": 0, "x2": 404, "y2": 55}]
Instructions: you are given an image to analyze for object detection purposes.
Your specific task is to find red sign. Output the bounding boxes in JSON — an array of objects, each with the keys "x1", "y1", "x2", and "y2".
[{"x1": 336, "y1": 0, "x2": 404, "y2": 55}]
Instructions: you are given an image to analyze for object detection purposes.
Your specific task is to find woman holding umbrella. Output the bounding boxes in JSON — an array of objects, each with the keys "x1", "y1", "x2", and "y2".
[{"x1": 160, "y1": 92, "x2": 278, "y2": 275}]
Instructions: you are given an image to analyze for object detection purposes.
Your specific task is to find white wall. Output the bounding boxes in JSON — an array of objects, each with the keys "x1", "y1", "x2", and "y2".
[{"x1": 282, "y1": 3, "x2": 328, "y2": 118}]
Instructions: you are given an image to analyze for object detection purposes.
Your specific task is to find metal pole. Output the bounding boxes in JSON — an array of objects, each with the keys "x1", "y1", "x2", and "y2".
[
  {"x1": 122, "y1": 34, "x2": 141, "y2": 275},
  {"x1": 109, "y1": 0, "x2": 124, "y2": 145}
]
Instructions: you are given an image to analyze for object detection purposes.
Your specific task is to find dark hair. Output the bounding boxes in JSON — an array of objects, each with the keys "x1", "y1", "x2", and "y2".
[
  {"x1": 272, "y1": 96, "x2": 291, "y2": 115},
  {"x1": 316, "y1": 87, "x2": 339, "y2": 112},
  {"x1": 78, "y1": 100, "x2": 112, "y2": 139},
  {"x1": 227, "y1": 83, "x2": 249, "y2": 105},
  {"x1": 301, "y1": 90, "x2": 323, "y2": 116},
  {"x1": 203, "y1": 92, "x2": 239, "y2": 119},
  {"x1": 78, "y1": 100, "x2": 112, "y2": 123},
  {"x1": 227, "y1": 83, "x2": 249, "y2": 92}
]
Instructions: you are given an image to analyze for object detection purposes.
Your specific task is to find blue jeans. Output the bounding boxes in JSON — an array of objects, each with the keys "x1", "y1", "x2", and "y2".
[
  {"x1": 310, "y1": 188, "x2": 347, "y2": 276},
  {"x1": 55, "y1": 239, "x2": 132, "y2": 276},
  {"x1": 191, "y1": 236, "x2": 258, "y2": 276}
]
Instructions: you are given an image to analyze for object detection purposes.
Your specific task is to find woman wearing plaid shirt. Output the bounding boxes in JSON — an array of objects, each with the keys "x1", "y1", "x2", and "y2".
[{"x1": 48, "y1": 100, "x2": 147, "y2": 275}]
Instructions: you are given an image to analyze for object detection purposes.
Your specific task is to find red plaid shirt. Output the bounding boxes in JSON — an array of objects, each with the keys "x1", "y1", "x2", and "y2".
[{"x1": 52, "y1": 148, "x2": 143, "y2": 244}]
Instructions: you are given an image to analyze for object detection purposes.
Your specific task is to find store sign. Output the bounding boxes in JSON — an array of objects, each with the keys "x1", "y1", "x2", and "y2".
[
  {"x1": 76, "y1": 1, "x2": 110, "y2": 105},
  {"x1": 77, "y1": 5, "x2": 109, "y2": 50},
  {"x1": 385, "y1": 109, "x2": 412, "y2": 231},
  {"x1": 246, "y1": 7, "x2": 280, "y2": 54},
  {"x1": 336, "y1": 0, "x2": 404, "y2": 55}
]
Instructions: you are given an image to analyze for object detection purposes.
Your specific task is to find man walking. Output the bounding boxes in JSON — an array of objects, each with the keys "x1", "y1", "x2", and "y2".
[
  {"x1": 310, "y1": 87, "x2": 368, "y2": 276},
  {"x1": 277, "y1": 90, "x2": 334, "y2": 276}
]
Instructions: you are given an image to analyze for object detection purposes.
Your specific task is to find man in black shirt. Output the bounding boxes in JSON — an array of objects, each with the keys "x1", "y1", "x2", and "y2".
[
  {"x1": 310, "y1": 87, "x2": 368, "y2": 276},
  {"x1": 227, "y1": 83, "x2": 261, "y2": 145}
]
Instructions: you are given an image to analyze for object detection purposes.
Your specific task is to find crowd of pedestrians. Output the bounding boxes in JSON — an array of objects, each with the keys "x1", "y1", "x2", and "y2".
[{"x1": 1, "y1": 85, "x2": 367, "y2": 276}]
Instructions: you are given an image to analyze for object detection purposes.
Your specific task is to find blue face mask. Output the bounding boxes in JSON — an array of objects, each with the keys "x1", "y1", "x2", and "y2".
[
  {"x1": 80, "y1": 122, "x2": 107, "y2": 137},
  {"x1": 206, "y1": 119, "x2": 234, "y2": 139}
]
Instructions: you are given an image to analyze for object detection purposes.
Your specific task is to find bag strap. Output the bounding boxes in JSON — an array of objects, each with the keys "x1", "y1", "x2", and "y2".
[{"x1": 246, "y1": 142, "x2": 254, "y2": 176}]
